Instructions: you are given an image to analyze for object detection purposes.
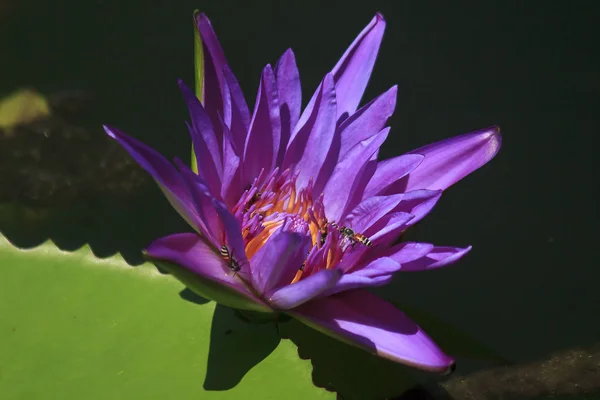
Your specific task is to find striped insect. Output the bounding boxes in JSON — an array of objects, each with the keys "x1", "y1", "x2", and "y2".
[
  {"x1": 351, "y1": 231, "x2": 372, "y2": 247},
  {"x1": 331, "y1": 222, "x2": 372, "y2": 248},
  {"x1": 292, "y1": 249, "x2": 312, "y2": 284},
  {"x1": 220, "y1": 245, "x2": 242, "y2": 275},
  {"x1": 319, "y1": 219, "x2": 329, "y2": 247},
  {"x1": 243, "y1": 191, "x2": 262, "y2": 214}
]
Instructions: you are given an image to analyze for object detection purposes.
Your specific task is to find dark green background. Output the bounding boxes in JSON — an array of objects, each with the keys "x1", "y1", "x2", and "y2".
[{"x1": 1, "y1": 0, "x2": 598, "y2": 398}]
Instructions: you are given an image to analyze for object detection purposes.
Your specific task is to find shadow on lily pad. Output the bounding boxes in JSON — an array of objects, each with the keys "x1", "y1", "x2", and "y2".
[
  {"x1": 278, "y1": 318, "x2": 421, "y2": 399},
  {"x1": 203, "y1": 305, "x2": 281, "y2": 390},
  {"x1": 179, "y1": 287, "x2": 210, "y2": 305},
  {"x1": 174, "y1": 293, "x2": 281, "y2": 391}
]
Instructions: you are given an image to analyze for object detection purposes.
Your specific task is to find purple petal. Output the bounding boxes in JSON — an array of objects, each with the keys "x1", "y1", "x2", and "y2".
[
  {"x1": 222, "y1": 65, "x2": 251, "y2": 153},
  {"x1": 196, "y1": 14, "x2": 236, "y2": 140},
  {"x1": 338, "y1": 85, "x2": 397, "y2": 158},
  {"x1": 342, "y1": 155, "x2": 379, "y2": 219},
  {"x1": 178, "y1": 80, "x2": 222, "y2": 193},
  {"x1": 146, "y1": 233, "x2": 270, "y2": 312},
  {"x1": 325, "y1": 257, "x2": 399, "y2": 296},
  {"x1": 275, "y1": 49, "x2": 301, "y2": 166},
  {"x1": 210, "y1": 198, "x2": 248, "y2": 270},
  {"x1": 339, "y1": 240, "x2": 431, "y2": 276},
  {"x1": 184, "y1": 121, "x2": 222, "y2": 199},
  {"x1": 290, "y1": 289, "x2": 455, "y2": 372},
  {"x1": 175, "y1": 159, "x2": 223, "y2": 245},
  {"x1": 268, "y1": 269, "x2": 342, "y2": 310},
  {"x1": 177, "y1": 160, "x2": 248, "y2": 271},
  {"x1": 354, "y1": 259, "x2": 402, "y2": 277},
  {"x1": 103, "y1": 125, "x2": 205, "y2": 234},
  {"x1": 196, "y1": 14, "x2": 250, "y2": 154},
  {"x1": 368, "y1": 212, "x2": 415, "y2": 245},
  {"x1": 285, "y1": 74, "x2": 337, "y2": 190},
  {"x1": 331, "y1": 13, "x2": 386, "y2": 121},
  {"x1": 362, "y1": 190, "x2": 442, "y2": 246},
  {"x1": 195, "y1": 14, "x2": 228, "y2": 86},
  {"x1": 401, "y1": 246, "x2": 472, "y2": 272},
  {"x1": 220, "y1": 117, "x2": 242, "y2": 208},
  {"x1": 401, "y1": 126, "x2": 502, "y2": 192},
  {"x1": 249, "y1": 229, "x2": 311, "y2": 295},
  {"x1": 314, "y1": 86, "x2": 396, "y2": 195},
  {"x1": 386, "y1": 189, "x2": 443, "y2": 227},
  {"x1": 363, "y1": 154, "x2": 425, "y2": 198},
  {"x1": 178, "y1": 80, "x2": 222, "y2": 169},
  {"x1": 243, "y1": 65, "x2": 281, "y2": 184},
  {"x1": 323, "y1": 128, "x2": 389, "y2": 222},
  {"x1": 344, "y1": 194, "x2": 405, "y2": 233},
  {"x1": 327, "y1": 274, "x2": 392, "y2": 295},
  {"x1": 387, "y1": 242, "x2": 435, "y2": 264}
]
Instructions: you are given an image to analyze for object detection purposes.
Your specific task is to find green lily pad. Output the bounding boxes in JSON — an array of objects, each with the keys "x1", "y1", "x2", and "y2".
[{"x1": 0, "y1": 235, "x2": 333, "y2": 399}]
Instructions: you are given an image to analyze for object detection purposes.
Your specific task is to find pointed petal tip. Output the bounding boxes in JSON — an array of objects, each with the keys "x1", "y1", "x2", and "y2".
[
  {"x1": 443, "y1": 361, "x2": 457, "y2": 376},
  {"x1": 488, "y1": 124, "x2": 502, "y2": 151},
  {"x1": 102, "y1": 124, "x2": 115, "y2": 138},
  {"x1": 482, "y1": 124, "x2": 501, "y2": 138},
  {"x1": 197, "y1": 12, "x2": 210, "y2": 24},
  {"x1": 323, "y1": 71, "x2": 336, "y2": 86},
  {"x1": 262, "y1": 63, "x2": 275, "y2": 77},
  {"x1": 375, "y1": 12, "x2": 386, "y2": 23},
  {"x1": 192, "y1": 9, "x2": 201, "y2": 22},
  {"x1": 290, "y1": 289, "x2": 455, "y2": 372},
  {"x1": 400, "y1": 245, "x2": 472, "y2": 272},
  {"x1": 177, "y1": 78, "x2": 194, "y2": 92},
  {"x1": 282, "y1": 47, "x2": 296, "y2": 59},
  {"x1": 403, "y1": 125, "x2": 502, "y2": 192},
  {"x1": 431, "y1": 244, "x2": 472, "y2": 268},
  {"x1": 476, "y1": 125, "x2": 502, "y2": 155}
]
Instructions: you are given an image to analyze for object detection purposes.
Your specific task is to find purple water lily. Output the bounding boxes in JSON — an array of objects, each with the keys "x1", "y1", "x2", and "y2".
[{"x1": 104, "y1": 12, "x2": 501, "y2": 372}]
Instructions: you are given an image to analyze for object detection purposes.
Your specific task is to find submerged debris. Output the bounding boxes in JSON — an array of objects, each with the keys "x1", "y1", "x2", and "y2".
[{"x1": 0, "y1": 88, "x2": 147, "y2": 208}]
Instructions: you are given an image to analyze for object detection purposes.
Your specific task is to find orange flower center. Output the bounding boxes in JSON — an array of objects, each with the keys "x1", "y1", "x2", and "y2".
[{"x1": 231, "y1": 168, "x2": 345, "y2": 283}]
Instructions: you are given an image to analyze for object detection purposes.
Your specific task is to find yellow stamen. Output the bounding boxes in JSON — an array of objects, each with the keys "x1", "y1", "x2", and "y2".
[
  {"x1": 292, "y1": 197, "x2": 303, "y2": 214},
  {"x1": 291, "y1": 269, "x2": 303, "y2": 284},
  {"x1": 287, "y1": 186, "x2": 296, "y2": 213},
  {"x1": 308, "y1": 221, "x2": 319, "y2": 246},
  {"x1": 326, "y1": 248, "x2": 333, "y2": 269},
  {"x1": 245, "y1": 220, "x2": 282, "y2": 259}
]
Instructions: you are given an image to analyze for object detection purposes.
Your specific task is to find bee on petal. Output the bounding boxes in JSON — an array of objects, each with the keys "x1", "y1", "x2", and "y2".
[
  {"x1": 331, "y1": 222, "x2": 372, "y2": 248},
  {"x1": 220, "y1": 245, "x2": 242, "y2": 275},
  {"x1": 352, "y1": 232, "x2": 372, "y2": 247}
]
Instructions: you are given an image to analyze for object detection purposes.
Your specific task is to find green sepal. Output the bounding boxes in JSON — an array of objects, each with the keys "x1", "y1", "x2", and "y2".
[{"x1": 190, "y1": 9, "x2": 204, "y2": 174}]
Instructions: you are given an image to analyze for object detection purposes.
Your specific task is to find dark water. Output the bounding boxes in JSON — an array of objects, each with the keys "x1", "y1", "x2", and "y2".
[{"x1": 1, "y1": 1, "x2": 598, "y2": 398}]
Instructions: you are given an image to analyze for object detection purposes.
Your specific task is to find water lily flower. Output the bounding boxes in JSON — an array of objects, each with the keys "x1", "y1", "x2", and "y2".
[{"x1": 103, "y1": 12, "x2": 501, "y2": 373}]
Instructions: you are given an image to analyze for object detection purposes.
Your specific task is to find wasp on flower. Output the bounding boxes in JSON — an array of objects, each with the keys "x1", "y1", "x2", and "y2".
[
  {"x1": 330, "y1": 222, "x2": 372, "y2": 248},
  {"x1": 104, "y1": 11, "x2": 501, "y2": 373},
  {"x1": 219, "y1": 245, "x2": 242, "y2": 275}
]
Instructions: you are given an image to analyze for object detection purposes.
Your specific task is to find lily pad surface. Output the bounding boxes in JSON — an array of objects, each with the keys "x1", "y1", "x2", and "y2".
[{"x1": 0, "y1": 235, "x2": 332, "y2": 399}]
